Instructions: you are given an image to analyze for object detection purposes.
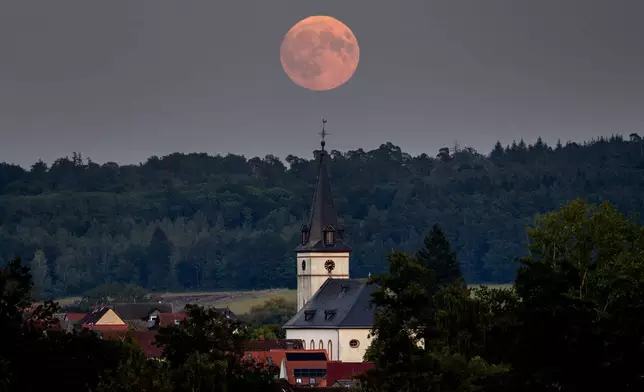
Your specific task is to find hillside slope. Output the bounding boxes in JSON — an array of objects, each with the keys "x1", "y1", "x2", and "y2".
[{"x1": 1, "y1": 135, "x2": 643, "y2": 296}]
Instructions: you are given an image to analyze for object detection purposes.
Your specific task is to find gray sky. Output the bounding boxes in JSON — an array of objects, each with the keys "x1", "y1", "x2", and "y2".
[{"x1": 1, "y1": 0, "x2": 642, "y2": 167}]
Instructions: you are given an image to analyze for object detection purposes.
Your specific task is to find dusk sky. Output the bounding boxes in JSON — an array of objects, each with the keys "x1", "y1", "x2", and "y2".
[{"x1": 1, "y1": 0, "x2": 642, "y2": 168}]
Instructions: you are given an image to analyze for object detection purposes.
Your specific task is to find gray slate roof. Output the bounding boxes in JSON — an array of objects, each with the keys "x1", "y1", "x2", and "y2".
[
  {"x1": 283, "y1": 278, "x2": 378, "y2": 329},
  {"x1": 295, "y1": 145, "x2": 351, "y2": 253}
]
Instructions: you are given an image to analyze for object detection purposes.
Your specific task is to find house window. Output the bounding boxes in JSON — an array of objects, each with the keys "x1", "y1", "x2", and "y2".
[
  {"x1": 295, "y1": 378, "x2": 302, "y2": 384},
  {"x1": 309, "y1": 378, "x2": 316, "y2": 385},
  {"x1": 294, "y1": 369, "x2": 327, "y2": 378},
  {"x1": 349, "y1": 339, "x2": 360, "y2": 348}
]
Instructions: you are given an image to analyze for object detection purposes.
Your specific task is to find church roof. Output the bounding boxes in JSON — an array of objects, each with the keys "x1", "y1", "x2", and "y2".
[
  {"x1": 296, "y1": 124, "x2": 351, "y2": 253},
  {"x1": 283, "y1": 278, "x2": 378, "y2": 329}
]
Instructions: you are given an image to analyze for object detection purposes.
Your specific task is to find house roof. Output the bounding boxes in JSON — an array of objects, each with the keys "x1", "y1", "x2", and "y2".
[
  {"x1": 283, "y1": 279, "x2": 378, "y2": 329},
  {"x1": 293, "y1": 389, "x2": 344, "y2": 392},
  {"x1": 296, "y1": 137, "x2": 351, "y2": 253},
  {"x1": 99, "y1": 330, "x2": 162, "y2": 358},
  {"x1": 65, "y1": 313, "x2": 86, "y2": 322},
  {"x1": 108, "y1": 303, "x2": 173, "y2": 320},
  {"x1": 213, "y1": 307, "x2": 237, "y2": 320},
  {"x1": 331, "y1": 379, "x2": 356, "y2": 388},
  {"x1": 158, "y1": 312, "x2": 186, "y2": 327},
  {"x1": 80, "y1": 307, "x2": 111, "y2": 325},
  {"x1": 326, "y1": 361, "x2": 374, "y2": 385},
  {"x1": 131, "y1": 331, "x2": 163, "y2": 358},
  {"x1": 245, "y1": 339, "x2": 304, "y2": 351},
  {"x1": 99, "y1": 330, "x2": 129, "y2": 342}
]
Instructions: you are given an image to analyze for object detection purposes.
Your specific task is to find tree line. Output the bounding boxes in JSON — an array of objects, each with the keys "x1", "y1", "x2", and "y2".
[
  {"x1": 3, "y1": 198, "x2": 643, "y2": 391},
  {"x1": 0, "y1": 259, "x2": 279, "y2": 392},
  {"x1": 1, "y1": 134, "x2": 644, "y2": 297},
  {"x1": 360, "y1": 199, "x2": 644, "y2": 391}
]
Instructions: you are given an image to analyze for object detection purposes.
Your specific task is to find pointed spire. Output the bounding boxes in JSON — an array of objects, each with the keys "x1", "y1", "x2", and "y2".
[{"x1": 297, "y1": 120, "x2": 351, "y2": 252}]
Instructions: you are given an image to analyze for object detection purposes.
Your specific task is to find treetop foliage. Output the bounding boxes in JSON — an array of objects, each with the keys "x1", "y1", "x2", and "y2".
[
  {"x1": 1, "y1": 135, "x2": 644, "y2": 296},
  {"x1": 362, "y1": 199, "x2": 644, "y2": 392}
]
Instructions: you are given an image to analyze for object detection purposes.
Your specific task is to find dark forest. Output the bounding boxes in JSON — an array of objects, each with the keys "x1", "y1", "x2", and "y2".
[{"x1": 1, "y1": 134, "x2": 643, "y2": 297}]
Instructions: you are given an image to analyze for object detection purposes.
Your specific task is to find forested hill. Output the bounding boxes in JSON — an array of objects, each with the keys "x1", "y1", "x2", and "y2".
[{"x1": 2, "y1": 134, "x2": 644, "y2": 298}]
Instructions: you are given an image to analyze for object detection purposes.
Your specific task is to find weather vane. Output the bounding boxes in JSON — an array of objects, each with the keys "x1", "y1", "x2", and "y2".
[
  {"x1": 319, "y1": 119, "x2": 329, "y2": 151},
  {"x1": 319, "y1": 119, "x2": 329, "y2": 141}
]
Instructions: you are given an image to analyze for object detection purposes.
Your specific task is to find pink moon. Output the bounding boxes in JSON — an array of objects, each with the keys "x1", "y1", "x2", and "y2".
[{"x1": 280, "y1": 16, "x2": 360, "y2": 91}]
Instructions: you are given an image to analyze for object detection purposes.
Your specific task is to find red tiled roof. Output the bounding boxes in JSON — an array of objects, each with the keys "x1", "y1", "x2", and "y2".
[
  {"x1": 26, "y1": 318, "x2": 62, "y2": 332},
  {"x1": 65, "y1": 313, "x2": 86, "y2": 322},
  {"x1": 246, "y1": 349, "x2": 288, "y2": 368},
  {"x1": 158, "y1": 312, "x2": 186, "y2": 327},
  {"x1": 326, "y1": 361, "x2": 374, "y2": 385},
  {"x1": 245, "y1": 339, "x2": 304, "y2": 351},
  {"x1": 82, "y1": 324, "x2": 129, "y2": 332},
  {"x1": 131, "y1": 331, "x2": 163, "y2": 358},
  {"x1": 100, "y1": 331, "x2": 129, "y2": 341}
]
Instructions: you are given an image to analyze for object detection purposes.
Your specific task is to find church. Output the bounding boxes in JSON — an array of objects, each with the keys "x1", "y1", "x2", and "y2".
[{"x1": 282, "y1": 129, "x2": 377, "y2": 362}]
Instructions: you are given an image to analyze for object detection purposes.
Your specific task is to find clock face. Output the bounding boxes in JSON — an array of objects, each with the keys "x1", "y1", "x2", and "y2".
[
  {"x1": 301, "y1": 260, "x2": 306, "y2": 271},
  {"x1": 324, "y1": 259, "x2": 335, "y2": 273}
]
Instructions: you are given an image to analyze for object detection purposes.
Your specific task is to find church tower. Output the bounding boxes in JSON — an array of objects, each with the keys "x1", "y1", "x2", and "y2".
[{"x1": 296, "y1": 120, "x2": 351, "y2": 311}]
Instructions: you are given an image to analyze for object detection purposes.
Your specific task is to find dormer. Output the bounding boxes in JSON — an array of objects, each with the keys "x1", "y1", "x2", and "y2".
[
  {"x1": 323, "y1": 225, "x2": 335, "y2": 246},
  {"x1": 339, "y1": 284, "x2": 349, "y2": 297},
  {"x1": 304, "y1": 309, "x2": 317, "y2": 321},
  {"x1": 294, "y1": 129, "x2": 351, "y2": 253},
  {"x1": 301, "y1": 224, "x2": 309, "y2": 245},
  {"x1": 324, "y1": 309, "x2": 337, "y2": 321}
]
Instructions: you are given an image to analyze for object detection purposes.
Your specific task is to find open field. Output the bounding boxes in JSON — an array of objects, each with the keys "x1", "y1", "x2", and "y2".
[
  {"x1": 53, "y1": 283, "x2": 512, "y2": 315},
  {"x1": 159, "y1": 288, "x2": 296, "y2": 315}
]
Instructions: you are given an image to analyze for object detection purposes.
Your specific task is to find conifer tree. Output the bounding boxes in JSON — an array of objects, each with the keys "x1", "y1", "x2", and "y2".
[{"x1": 416, "y1": 224, "x2": 462, "y2": 290}]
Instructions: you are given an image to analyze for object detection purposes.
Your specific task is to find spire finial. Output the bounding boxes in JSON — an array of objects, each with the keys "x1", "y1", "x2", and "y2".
[{"x1": 319, "y1": 119, "x2": 328, "y2": 152}]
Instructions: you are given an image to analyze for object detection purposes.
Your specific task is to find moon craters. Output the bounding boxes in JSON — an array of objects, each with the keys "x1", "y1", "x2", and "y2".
[{"x1": 280, "y1": 16, "x2": 360, "y2": 91}]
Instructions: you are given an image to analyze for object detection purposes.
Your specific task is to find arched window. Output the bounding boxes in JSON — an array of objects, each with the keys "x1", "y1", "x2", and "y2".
[
  {"x1": 328, "y1": 340, "x2": 333, "y2": 360},
  {"x1": 303, "y1": 340, "x2": 306, "y2": 349},
  {"x1": 310, "y1": 340, "x2": 315, "y2": 350},
  {"x1": 319, "y1": 340, "x2": 323, "y2": 350}
]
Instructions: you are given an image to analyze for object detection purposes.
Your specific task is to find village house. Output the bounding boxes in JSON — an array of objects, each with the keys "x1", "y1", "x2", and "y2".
[{"x1": 77, "y1": 307, "x2": 129, "y2": 332}]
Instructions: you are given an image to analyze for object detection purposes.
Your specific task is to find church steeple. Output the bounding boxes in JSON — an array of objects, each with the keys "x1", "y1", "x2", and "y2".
[{"x1": 297, "y1": 119, "x2": 351, "y2": 252}]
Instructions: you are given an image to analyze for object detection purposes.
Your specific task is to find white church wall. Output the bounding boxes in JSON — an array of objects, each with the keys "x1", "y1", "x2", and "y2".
[
  {"x1": 296, "y1": 251, "x2": 350, "y2": 311},
  {"x1": 337, "y1": 329, "x2": 373, "y2": 362},
  {"x1": 285, "y1": 329, "x2": 339, "y2": 361}
]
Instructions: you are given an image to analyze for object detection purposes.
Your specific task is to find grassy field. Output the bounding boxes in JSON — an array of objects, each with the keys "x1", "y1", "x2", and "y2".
[
  {"x1": 54, "y1": 283, "x2": 512, "y2": 315},
  {"x1": 160, "y1": 289, "x2": 297, "y2": 315}
]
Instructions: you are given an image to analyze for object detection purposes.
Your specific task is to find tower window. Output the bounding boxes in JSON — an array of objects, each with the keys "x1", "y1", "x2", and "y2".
[
  {"x1": 324, "y1": 230, "x2": 334, "y2": 245},
  {"x1": 300, "y1": 224, "x2": 309, "y2": 245}
]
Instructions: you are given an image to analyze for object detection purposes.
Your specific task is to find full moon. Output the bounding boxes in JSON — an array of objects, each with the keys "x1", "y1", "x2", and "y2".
[{"x1": 280, "y1": 16, "x2": 360, "y2": 91}]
